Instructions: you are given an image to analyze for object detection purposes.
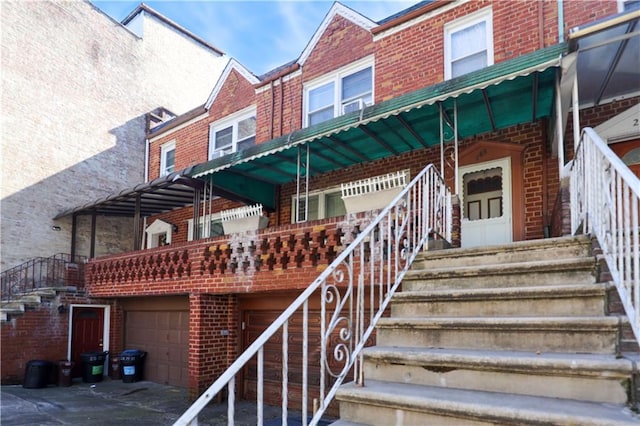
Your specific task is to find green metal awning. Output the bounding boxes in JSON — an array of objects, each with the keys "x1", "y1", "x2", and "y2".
[{"x1": 191, "y1": 43, "x2": 566, "y2": 210}]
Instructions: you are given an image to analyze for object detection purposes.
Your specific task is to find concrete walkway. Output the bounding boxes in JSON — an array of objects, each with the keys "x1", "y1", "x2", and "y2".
[{"x1": 1, "y1": 378, "x2": 288, "y2": 425}]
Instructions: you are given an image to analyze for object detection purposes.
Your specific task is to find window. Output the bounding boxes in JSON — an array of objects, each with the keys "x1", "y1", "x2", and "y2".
[
  {"x1": 304, "y1": 58, "x2": 373, "y2": 127},
  {"x1": 187, "y1": 215, "x2": 224, "y2": 241},
  {"x1": 209, "y1": 108, "x2": 256, "y2": 159},
  {"x1": 444, "y1": 9, "x2": 493, "y2": 79},
  {"x1": 160, "y1": 141, "x2": 175, "y2": 176},
  {"x1": 463, "y1": 168, "x2": 503, "y2": 221},
  {"x1": 292, "y1": 187, "x2": 347, "y2": 223},
  {"x1": 619, "y1": 0, "x2": 640, "y2": 12}
]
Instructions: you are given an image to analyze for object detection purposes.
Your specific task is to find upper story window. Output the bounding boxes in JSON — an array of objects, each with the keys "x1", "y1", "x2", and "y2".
[
  {"x1": 209, "y1": 107, "x2": 256, "y2": 159},
  {"x1": 304, "y1": 57, "x2": 374, "y2": 127},
  {"x1": 444, "y1": 8, "x2": 493, "y2": 80},
  {"x1": 160, "y1": 141, "x2": 175, "y2": 176},
  {"x1": 619, "y1": 0, "x2": 640, "y2": 11}
]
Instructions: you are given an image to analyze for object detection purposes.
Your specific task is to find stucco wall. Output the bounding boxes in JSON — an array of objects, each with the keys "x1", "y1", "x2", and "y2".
[{"x1": 0, "y1": 0, "x2": 225, "y2": 270}]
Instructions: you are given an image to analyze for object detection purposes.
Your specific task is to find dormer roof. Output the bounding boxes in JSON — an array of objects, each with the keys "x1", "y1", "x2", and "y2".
[
  {"x1": 297, "y1": 2, "x2": 377, "y2": 66},
  {"x1": 204, "y1": 58, "x2": 260, "y2": 110}
]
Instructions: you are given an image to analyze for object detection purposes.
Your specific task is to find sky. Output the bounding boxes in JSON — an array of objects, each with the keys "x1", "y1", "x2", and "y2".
[{"x1": 90, "y1": 0, "x2": 416, "y2": 76}]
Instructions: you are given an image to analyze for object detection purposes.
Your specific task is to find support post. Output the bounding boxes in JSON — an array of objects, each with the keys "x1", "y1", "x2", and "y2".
[
  {"x1": 572, "y1": 72, "x2": 580, "y2": 149},
  {"x1": 90, "y1": 211, "x2": 97, "y2": 258},
  {"x1": 70, "y1": 214, "x2": 77, "y2": 259},
  {"x1": 133, "y1": 194, "x2": 141, "y2": 250},
  {"x1": 555, "y1": 72, "x2": 565, "y2": 173}
]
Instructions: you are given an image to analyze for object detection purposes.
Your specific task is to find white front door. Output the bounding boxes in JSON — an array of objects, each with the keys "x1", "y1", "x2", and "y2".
[{"x1": 459, "y1": 157, "x2": 512, "y2": 248}]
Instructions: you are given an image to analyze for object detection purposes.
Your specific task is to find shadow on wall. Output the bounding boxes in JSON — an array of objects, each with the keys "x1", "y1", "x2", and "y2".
[{"x1": 1, "y1": 114, "x2": 150, "y2": 271}]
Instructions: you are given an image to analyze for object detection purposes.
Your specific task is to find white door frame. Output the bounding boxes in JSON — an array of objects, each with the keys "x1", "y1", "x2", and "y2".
[{"x1": 459, "y1": 156, "x2": 513, "y2": 248}]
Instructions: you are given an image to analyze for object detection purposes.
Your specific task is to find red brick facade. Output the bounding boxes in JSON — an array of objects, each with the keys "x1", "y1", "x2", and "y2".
[{"x1": 3, "y1": 0, "x2": 628, "y2": 399}]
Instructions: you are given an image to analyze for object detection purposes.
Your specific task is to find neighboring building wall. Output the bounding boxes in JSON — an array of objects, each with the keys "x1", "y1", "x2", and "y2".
[
  {"x1": 134, "y1": 10, "x2": 228, "y2": 114},
  {"x1": 0, "y1": 0, "x2": 225, "y2": 270}
]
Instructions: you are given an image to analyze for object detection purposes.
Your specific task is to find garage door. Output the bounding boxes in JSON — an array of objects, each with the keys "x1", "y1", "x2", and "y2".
[{"x1": 122, "y1": 297, "x2": 189, "y2": 388}]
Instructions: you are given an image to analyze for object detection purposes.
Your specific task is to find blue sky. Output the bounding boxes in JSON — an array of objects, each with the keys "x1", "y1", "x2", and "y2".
[{"x1": 90, "y1": 1, "x2": 416, "y2": 76}]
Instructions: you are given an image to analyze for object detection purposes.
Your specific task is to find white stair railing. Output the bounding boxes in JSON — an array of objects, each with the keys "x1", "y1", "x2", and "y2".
[
  {"x1": 570, "y1": 127, "x2": 640, "y2": 341},
  {"x1": 174, "y1": 163, "x2": 452, "y2": 425}
]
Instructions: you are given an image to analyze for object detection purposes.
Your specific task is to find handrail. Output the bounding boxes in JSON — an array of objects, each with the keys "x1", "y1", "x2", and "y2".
[
  {"x1": 0, "y1": 253, "x2": 87, "y2": 300},
  {"x1": 174, "y1": 163, "x2": 452, "y2": 425},
  {"x1": 570, "y1": 127, "x2": 640, "y2": 341}
]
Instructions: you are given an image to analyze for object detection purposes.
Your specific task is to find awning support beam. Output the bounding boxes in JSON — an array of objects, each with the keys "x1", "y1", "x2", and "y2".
[
  {"x1": 481, "y1": 89, "x2": 497, "y2": 132},
  {"x1": 594, "y1": 20, "x2": 636, "y2": 106},
  {"x1": 394, "y1": 115, "x2": 429, "y2": 148},
  {"x1": 358, "y1": 125, "x2": 399, "y2": 155},
  {"x1": 326, "y1": 135, "x2": 370, "y2": 162},
  {"x1": 532, "y1": 72, "x2": 539, "y2": 122}
]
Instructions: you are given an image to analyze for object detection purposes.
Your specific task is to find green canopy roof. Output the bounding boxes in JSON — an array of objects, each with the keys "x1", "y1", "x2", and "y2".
[{"x1": 191, "y1": 43, "x2": 566, "y2": 210}]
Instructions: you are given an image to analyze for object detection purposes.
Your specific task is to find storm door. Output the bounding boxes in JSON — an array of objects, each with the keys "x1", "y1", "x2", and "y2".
[{"x1": 460, "y1": 157, "x2": 512, "y2": 247}]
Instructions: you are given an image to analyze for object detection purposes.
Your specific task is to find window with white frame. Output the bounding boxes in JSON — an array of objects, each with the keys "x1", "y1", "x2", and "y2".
[
  {"x1": 160, "y1": 141, "x2": 175, "y2": 176},
  {"x1": 304, "y1": 58, "x2": 373, "y2": 127},
  {"x1": 444, "y1": 9, "x2": 493, "y2": 80},
  {"x1": 292, "y1": 187, "x2": 347, "y2": 223},
  {"x1": 209, "y1": 108, "x2": 256, "y2": 159},
  {"x1": 187, "y1": 215, "x2": 224, "y2": 241},
  {"x1": 619, "y1": 0, "x2": 640, "y2": 12}
]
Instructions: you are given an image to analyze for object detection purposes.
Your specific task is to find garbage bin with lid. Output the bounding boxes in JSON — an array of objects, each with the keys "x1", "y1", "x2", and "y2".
[
  {"x1": 80, "y1": 351, "x2": 107, "y2": 383},
  {"x1": 119, "y1": 350, "x2": 146, "y2": 383},
  {"x1": 57, "y1": 360, "x2": 74, "y2": 387},
  {"x1": 23, "y1": 360, "x2": 53, "y2": 388}
]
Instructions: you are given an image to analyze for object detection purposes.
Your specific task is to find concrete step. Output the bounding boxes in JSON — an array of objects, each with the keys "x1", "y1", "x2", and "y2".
[
  {"x1": 391, "y1": 283, "x2": 608, "y2": 317},
  {"x1": 415, "y1": 235, "x2": 593, "y2": 269},
  {"x1": 376, "y1": 316, "x2": 621, "y2": 354},
  {"x1": 402, "y1": 257, "x2": 597, "y2": 291},
  {"x1": 336, "y1": 380, "x2": 639, "y2": 426},
  {"x1": 361, "y1": 347, "x2": 633, "y2": 404}
]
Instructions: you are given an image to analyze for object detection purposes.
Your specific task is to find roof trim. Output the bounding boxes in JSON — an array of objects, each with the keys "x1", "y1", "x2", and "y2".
[
  {"x1": 372, "y1": 0, "x2": 452, "y2": 34},
  {"x1": 148, "y1": 105, "x2": 208, "y2": 140},
  {"x1": 205, "y1": 58, "x2": 259, "y2": 110},
  {"x1": 122, "y1": 3, "x2": 224, "y2": 56},
  {"x1": 298, "y1": 2, "x2": 377, "y2": 66}
]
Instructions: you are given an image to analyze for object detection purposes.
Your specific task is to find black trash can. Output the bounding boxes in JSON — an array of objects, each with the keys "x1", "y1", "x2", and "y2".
[
  {"x1": 23, "y1": 360, "x2": 53, "y2": 388},
  {"x1": 57, "y1": 360, "x2": 74, "y2": 387},
  {"x1": 80, "y1": 351, "x2": 107, "y2": 383},
  {"x1": 120, "y1": 350, "x2": 146, "y2": 383}
]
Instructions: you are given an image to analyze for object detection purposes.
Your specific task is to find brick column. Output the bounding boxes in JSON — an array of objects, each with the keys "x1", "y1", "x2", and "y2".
[
  {"x1": 188, "y1": 293, "x2": 237, "y2": 401},
  {"x1": 450, "y1": 195, "x2": 461, "y2": 248}
]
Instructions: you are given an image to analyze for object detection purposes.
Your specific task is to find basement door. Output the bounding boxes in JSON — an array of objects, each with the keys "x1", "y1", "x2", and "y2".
[
  {"x1": 459, "y1": 157, "x2": 512, "y2": 248},
  {"x1": 70, "y1": 306, "x2": 106, "y2": 378}
]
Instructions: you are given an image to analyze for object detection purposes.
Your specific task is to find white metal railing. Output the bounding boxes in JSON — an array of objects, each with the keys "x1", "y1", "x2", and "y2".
[
  {"x1": 570, "y1": 127, "x2": 640, "y2": 341},
  {"x1": 220, "y1": 203, "x2": 264, "y2": 221},
  {"x1": 340, "y1": 170, "x2": 407, "y2": 198},
  {"x1": 174, "y1": 163, "x2": 452, "y2": 425}
]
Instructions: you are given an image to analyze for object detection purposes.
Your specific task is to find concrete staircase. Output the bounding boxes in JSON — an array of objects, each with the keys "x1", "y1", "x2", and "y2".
[
  {"x1": 334, "y1": 235, "x2": 640, "y2": 425},
  {"x1": 1, "y1": 288, "x2": 61, "y2": 323}
]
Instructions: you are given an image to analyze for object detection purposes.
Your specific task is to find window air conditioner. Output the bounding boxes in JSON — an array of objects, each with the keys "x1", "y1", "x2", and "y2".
[{"x1": 342, "y1": 98, "x2": 364, "y2": 115}]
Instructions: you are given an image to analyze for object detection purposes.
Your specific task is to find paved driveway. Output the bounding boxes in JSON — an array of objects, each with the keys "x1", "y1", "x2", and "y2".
[{"x1": 1, "y1": 379, "x2": 286, "y2": 425}]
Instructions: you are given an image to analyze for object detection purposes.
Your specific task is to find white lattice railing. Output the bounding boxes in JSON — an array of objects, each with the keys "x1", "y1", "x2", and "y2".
[
  {"x1": 220, "y1": 203, "x2": 264, "y2": 221},
  {"x1": 340, "y1": 171, "x2": 408, "y2": 198},
  {"x1": 570, "y1": 127, "x2": 640, "y2": 341},
  {"x1": 174, "y1": 163, "x2": 452, "y2": 425}
]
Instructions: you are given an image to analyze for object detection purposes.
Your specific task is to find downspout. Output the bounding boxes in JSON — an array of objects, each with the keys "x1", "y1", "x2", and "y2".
[
  {"x1": 557, "y1": 0, "x2": 564, "y2": 42},
  {"x1": 538, "y1": 0, "x2": 545, "y2": 48},
  {"x1": 144, "y1": 138, "x2": 150, "y2": 182}
]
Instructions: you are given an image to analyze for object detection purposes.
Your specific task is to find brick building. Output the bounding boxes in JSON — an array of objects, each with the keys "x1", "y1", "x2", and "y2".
[{"x1": 2, "y1": 0, "x2": 639, "y2": 419}]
